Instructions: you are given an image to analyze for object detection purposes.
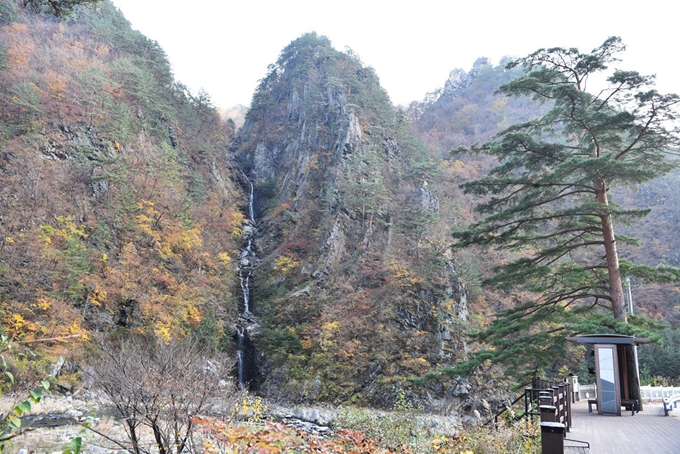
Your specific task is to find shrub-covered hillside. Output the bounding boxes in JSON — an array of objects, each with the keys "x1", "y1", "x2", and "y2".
[{"x1": 0, "y1": 0, "x2": 243, "y2": 358}]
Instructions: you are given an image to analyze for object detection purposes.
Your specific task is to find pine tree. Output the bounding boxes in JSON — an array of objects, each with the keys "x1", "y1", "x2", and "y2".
[
  {"x1": 22, "y1": 0, "x2": 101, "y2": 17},
  {"x1": 453, "y1": 37, "x2": 680, "y2": 382}
]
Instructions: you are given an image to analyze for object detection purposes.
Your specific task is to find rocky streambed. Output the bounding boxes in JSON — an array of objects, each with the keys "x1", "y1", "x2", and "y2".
[{"x1": 1, "y1": 389, "x2": 487, "y2": 453}]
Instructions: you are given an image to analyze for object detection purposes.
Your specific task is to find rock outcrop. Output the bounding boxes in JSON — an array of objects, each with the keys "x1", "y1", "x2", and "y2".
[{"x1": 234, "y1": 33, "x2": 471, "y2": 410}]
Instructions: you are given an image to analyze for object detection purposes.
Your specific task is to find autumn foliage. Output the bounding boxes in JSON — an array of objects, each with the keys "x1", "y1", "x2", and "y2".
[{"x1": 0, "y1": 0, "x2": 243, "y2": 360}]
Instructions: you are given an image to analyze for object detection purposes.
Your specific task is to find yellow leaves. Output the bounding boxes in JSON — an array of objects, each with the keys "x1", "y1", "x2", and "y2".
[
  {"x1": 154, "y1": 321, "x2": 172, "y2": 343},
  {"x1": 228, "y1": 211, "x2": 246, "y2": 237},
  {"x1": 217, "y1": 252, "x2": 231, "y2": 267},
  {"x1": 231, "y1": 393, "x2": 269, "y2": 423},
  {"x1": 431, "y1": 435, "x2": 448, "y2": 453},
  {"x1": 319, "y1": 321, "x2": 340, "y2": 352},
  {"x1": 187, "y1": 306, "x2": 202, "y2": 327},
  {"x1": 135, "y1": 213, "x2": 156, "y2": 238},
  {"x1": 87, "y1": 286, "x2": 107, "y2": 307},
  {"x1": 448, "y1": 159, "x2": 466, "y2": 170},
  {"x1": 134, "y1": 200, "x2": 205, "y2": 261},
  {"x1": 4, "y1": 237, "x2": 14, "y2": 245},
  {"x1": 54, "y1": 216, "x2": 88, "y2": 239},
  {"x1": 36, "y1": 298, "x2": 52, "y2": 311},
  {"x1": 2, "y1": 298, "x2": 88, "y2": 349},
  {"x1": 158, "y1": 226, "x2": 203, "y2": 260},
  {"x1": 101, "y1": 253, "x2": 108, "y2": 263},
  {"x1": 68, "y1": 320, "x2": 90, "y2": 341},
  {"x1": 400, "y1": 356, "x2": 430, "y2": 374},
  {"x1": 387, "y1": 260, "x2": 422, "y2": 286},
  {"x1": 8, "y1": 313, "x2": 38, "y2": 336},
  {"x1": 274, "y1": 255, "x2": 299, "y2": 274},
  {"x1": 140, "y1": 198, "x2": 154, "y2": 208},
  {"x1": 39, "y1": 224, "x2": 54, "y2": 245},
  {"x1": 138, "y1": 213, "x2": 164, "y2": 243},
  {"x1": 178, "y1": 226, "x2": 203, "y2": 251},
  {"x1": 430, "y1": 434, "x2": 477, "y2": 454},
  {"x1": 11, "y1": 313, "x2": 25, "y2": 330}
]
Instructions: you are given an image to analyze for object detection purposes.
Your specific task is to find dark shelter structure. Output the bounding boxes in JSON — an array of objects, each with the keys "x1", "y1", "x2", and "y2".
[{"x1": 567, "y1": 334, "x2": 649, "y2": 416}]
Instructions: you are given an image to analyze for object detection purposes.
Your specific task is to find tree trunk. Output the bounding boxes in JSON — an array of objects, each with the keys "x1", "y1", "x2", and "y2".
[
  {"x1": 625, "y1": 346, "x2": 643, "y2": 411},
  {"x1": 595, "y1": 178, "x2": 627, "y2": 322},
  {"x1": 595, "y1": 178, "x2": 643, "y2": 409}
]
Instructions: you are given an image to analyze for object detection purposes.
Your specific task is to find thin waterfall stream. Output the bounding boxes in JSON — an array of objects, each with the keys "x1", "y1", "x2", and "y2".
[
  {"x1": 239, "y1": 269, "x2": 251, "y2": 314},
  {"x1": 236, "y1": 327, "x2": 245, "y2": 387},
  {"x1": 248, "y1": 181, "x2": 255, "y2": 226},
  {"x1": 235, "y1": 179, "x2": 259, "y2": 389}
]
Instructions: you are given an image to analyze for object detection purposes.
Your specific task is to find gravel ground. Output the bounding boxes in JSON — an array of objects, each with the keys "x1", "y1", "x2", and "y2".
[{"x1": 1, "y1": 392, "x2": 169, "y2": 454}]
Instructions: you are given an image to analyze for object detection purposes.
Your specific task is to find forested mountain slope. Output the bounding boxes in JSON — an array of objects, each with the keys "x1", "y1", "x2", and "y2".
[
  {"x1": 0, "y1": 3, "x2": 480, "y2": 412},
  {"x1": 0, "y1": 0, "x2": 244, "y2": 357},
  {"x1": 1, "y1": 0, "x2": 677, "y2": 418}
]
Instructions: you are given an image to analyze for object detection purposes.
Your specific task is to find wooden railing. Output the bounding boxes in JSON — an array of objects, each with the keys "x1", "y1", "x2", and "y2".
[{"x1": 493, "y1": 378, "x2": 571, "y2": 432}]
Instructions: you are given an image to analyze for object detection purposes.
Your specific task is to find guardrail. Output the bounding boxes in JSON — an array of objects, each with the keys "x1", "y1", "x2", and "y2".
[
  {"x1": 640, "y1": 385, "x2": 680, "y2": 401},
  {"x1": 576, "y1": 383, "x2": 680, "y2": 402}
]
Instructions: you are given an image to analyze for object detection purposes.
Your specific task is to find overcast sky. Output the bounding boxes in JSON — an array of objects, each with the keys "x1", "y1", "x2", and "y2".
[{"x1": 110, "y1": 0, "x2": 679, "y2": 109}]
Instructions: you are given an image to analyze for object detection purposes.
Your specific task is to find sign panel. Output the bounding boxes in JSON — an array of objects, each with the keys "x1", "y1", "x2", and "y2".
[{"x1": 595, "y1": 344, "x2": 620, "y2": 415}]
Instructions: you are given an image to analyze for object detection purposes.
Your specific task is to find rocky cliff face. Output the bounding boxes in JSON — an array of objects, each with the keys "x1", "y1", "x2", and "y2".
[{"x1": 234, "y1": 33, "x2": 470, "y2": 409}]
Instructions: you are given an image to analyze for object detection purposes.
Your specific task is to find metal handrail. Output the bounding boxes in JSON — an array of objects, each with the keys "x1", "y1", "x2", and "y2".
[
  {"x1": 492, "y1": 388, "x2": 531, "y2": 426},
  {"x1": 564, "y1": 438, "x2": 590, "y2": 448}
]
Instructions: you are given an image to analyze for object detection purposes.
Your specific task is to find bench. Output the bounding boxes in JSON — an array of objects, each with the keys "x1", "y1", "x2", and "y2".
[
  {"x1": 663, "y1": 395, "x2": 680, "y2": 416},
  {"x1": 588, "y1": 398, "x2": 597, "y2": 413},
  {"x1": 588, "y1": 398, "x2": 638, "y2": 415},
  {"x1": 622, "y1": 399, "x2": 639, "y2": 415}
]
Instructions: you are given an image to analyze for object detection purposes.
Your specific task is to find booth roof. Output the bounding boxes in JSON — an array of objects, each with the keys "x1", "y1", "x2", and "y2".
[{"x1": 566, "y1": 334, "x2": 650, "y2": 345}]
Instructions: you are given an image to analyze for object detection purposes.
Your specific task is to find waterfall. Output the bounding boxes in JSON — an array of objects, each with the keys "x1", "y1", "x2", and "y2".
[
  {"x1": 235, "y1": 176, "x2": 259, "y2": 388},
  {"x1": 239, "y1": 269, "x2": 250, "y2": 313},
  {"x1": 236, "y1": 327, "x2": 245, "y2": 389},
  {"x1": 248, "y1": 181, "x2": 255, "y2": 224}
]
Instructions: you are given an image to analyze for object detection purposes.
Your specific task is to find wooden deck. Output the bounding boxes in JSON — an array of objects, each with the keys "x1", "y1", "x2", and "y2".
[
  {"x1": 564, "y1": 448, "x2": 589, "y2": 454},
  {"x1": 567, "y1": 401, "x2": 680, "y2": 453}
]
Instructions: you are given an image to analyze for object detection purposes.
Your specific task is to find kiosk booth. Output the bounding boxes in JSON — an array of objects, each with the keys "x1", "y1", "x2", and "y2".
[{"x1": 566, "y1": 334, "x2": 648, "y2": 416}]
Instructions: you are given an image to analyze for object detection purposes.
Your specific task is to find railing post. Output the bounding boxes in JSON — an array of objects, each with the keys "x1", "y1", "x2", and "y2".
[
  {"x1": 539, "y1": 393, "x2": 552, "y2": 407},
  {"x1": 563, "y1": 382, "x2": 571, "y2": 430},
  {"x1": 552, "y1": 385, "x2": 563, "y2": 428},
  {"x1": 540, "y1": 405, "x2": 557, "y2": 423},
  {"x1": 541, "y1": 422, "x2": 565, "y2": 454}
]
